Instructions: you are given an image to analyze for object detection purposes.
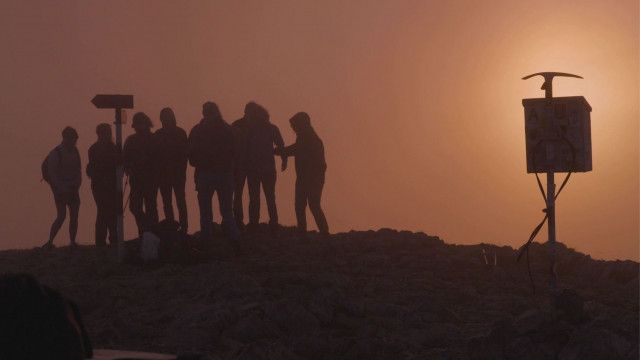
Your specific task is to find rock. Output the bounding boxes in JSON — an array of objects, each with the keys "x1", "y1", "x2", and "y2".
[
  {"x1": 234, "y1": 340, "x2": 302, "y2": 360},
  {"x1": 514, "y1": 309, "x2": 547, "y2": 335},
  {"x1": 554, "y1": 289, "x2": 586, "y2": 324},
  {"x1": 265, "y1": 300, "x2": 319, "y2": 333},
  {"x1": 559, "y1": 326, "x2": 631, "y2": 360},
  {"x1": 289, "y1": 336, "x2": 330, "y2": 359},
  {"x1": 409, "y1": 323, "x2": 460, "y2": 348},
  {"x1": 504, "y1": 336, "x2": 551, "y2": 360},
  {"x1": 345, "y1": 337, "x2": 403, "y2": 360},
  {"x1": 225, "y1": 313, "x2": 278, "y2": 343}
]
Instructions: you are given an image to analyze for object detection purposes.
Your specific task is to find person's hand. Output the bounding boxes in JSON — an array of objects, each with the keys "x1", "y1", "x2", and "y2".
[{"x1": 281, "y1": 161, "x2": 288, "y2": 172}]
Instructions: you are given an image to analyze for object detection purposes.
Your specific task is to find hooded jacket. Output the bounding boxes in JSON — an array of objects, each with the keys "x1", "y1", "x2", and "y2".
[{"x1": 279, "y1": 127, "x2": 326, "y2": 179}]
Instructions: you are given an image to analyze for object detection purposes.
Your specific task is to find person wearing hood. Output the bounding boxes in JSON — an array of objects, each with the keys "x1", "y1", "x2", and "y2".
[
  {"x1": 188, "y1": 101, "x2": 239, "y2": 246},
  {"x1": 245, "y1": 102, "x2": 286, "y2": 237},
  {"x1": 86, "y1": 123, "x2": 120, "y2": 247},
  {"x1": 43, "y1": 126, "x2": 82, "y2": 249},
  {"x1": 123, "y1": 112, "x2": 159, "y2": 235},
  {"x1": 154, "y1": 107, "x2": 188, "y2": 233},
  {"x1": 276, "y1": 112, "x2": 329, "y2": 237}
]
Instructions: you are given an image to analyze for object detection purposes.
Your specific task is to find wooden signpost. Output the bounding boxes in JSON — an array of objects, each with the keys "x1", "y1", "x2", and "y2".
[
  {"x1": 91, "y1": 94, "x2": 134, "y2": 261},
  {"x1": 521, "y1": 73, "x2": 592, "y2": 288}
]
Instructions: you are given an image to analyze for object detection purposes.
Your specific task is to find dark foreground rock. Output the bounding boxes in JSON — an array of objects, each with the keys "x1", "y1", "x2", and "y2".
[{"x1": 0, "y1": 227, "x2": 637, "y2": 359}]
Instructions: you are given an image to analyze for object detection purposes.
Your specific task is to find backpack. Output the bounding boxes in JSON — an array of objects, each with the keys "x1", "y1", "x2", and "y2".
[
  {"x1": 41, "y1": 147, "x2": 79, "y2": 184},
  {"x1": 41, "y1": 148, "x2": 59, "y2": 184}
]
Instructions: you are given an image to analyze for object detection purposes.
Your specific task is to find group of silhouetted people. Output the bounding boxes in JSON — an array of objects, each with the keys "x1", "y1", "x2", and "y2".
[{"x1": 42, "y1": 101, "x2": 328, "y2": 249}]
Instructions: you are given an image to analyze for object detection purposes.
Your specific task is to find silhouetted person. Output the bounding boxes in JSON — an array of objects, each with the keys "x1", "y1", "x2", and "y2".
[
  {"x1": 0, "y1": 273, "x2": 93, "y2": 359},
  {"x1": 43, "y1": 126, "x2": 81, "y2": 249},
  {"x1": 86, "y1": 123, "x2": 119, "y2": 247},
  {"x1": 245, "y1": 102, "x2": 286, "y2": 236},
  {"x1": 123, "y1": 112, "x2": 159, "y2": 236},
  {"x1": 155, "y1": 107, "x2": 188, "y2": 233},
  {"x1": 188, "y1": 102, "x2": 239, "y2": 245},
  {"x1": 231, "y1": 104, "x2": 252, "y2": 230},
  {"x1": 276, "y1": 112, "x2": 329, "y2": 236}
]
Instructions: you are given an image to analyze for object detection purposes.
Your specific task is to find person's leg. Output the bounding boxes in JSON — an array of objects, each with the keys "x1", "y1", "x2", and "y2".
[
  {"x1": 174, "y1": 178, "x2": 188, "y2": 232},
  {"x1": 217, "y1": 172, "x2": 240, "y2": 241},
  {"x1": 145, "y1": 182, "x2": 159, "y2": 229},
  {"x1": 105, "y1": 189, "x2": 118, "y2": 245},
  {"x1": 233, "y1": 169, "x2": 246, "y2": 228},
  {"x1": 129, "y1": 181, "x2": 145, "y2": 236},
  {"x1": 308, "y1": 175, "x2": 329, "y2": 235},
  {"x1": 92, "y1": 187, "x2": 107, "y2": 247},
  {"x1": 294, "y1": 178, "x2": 308, "y2": 236},
  {"x1": 68, "y1": 193, "x2": 80, "y2": 245},
  {"x1": 159, "y1": 182, "x2": 175, "y2": 222},
  {"x1": 48, "y1": 194, "x2": 67, "y2": 246},
  {"x1": 262, "y1": 170, "x2": 279, "y2": 236},
  {"x1": 247, "y1": 171, "x2": 261, "y2": 229},
  {"x1": 196, "y1": 173, "x2": 214, "y2": 242}
]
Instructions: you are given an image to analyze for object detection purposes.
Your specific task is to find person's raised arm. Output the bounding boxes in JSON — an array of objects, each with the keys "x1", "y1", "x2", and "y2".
[
  {"x1": 276, "y1": 142, "x2": 298, "y2": 157},
  {"x1": 273, "y1": 126, "x2": 288, "y2": 171}
]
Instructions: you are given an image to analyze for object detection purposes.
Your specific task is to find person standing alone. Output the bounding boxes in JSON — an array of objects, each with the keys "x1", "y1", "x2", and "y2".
[
  {"x1": 43, "y1": 127, "x2": 82, "y2": 249},
  {"x1": 86, "y1": 123, "x2": 120, "y2": 247},
  {"x1": 276, "y1": 112, "x2": 329, "y2": 237},
  {"x1": 155, "y1": 107, "x2": 188, "y2": 232},
  {"x1": 123, "y1": 112, "x2": 159, "y2": 236}
]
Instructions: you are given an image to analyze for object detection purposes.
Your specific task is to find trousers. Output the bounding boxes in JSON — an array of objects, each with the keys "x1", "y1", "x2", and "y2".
[
  {"x1": 295, "y1": 173, "x2": 328, "y2": 234},
  {"x1": 195, "y1": 170, "x2": 239, "y2": 241}
]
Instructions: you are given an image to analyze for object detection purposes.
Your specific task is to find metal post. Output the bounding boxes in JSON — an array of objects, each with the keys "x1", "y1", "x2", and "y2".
[
  {"x1": 545, "y1": 86, "x2": 556, "y2": 289},
  {"x1": 115, "y1": 108, "x2": 125, "y2": 261},
  {"x1": 546, "y1": 172, "x2": 556, "y2": 288}
]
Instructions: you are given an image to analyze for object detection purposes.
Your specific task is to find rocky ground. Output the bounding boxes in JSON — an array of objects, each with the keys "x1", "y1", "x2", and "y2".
[{"x1": 0, "y1": 227, "x2": 637, "y2": 359}]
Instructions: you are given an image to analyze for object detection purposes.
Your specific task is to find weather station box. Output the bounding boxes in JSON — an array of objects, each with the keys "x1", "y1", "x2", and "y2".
[{"x1": 522, "y1": 96, "x2": 592, "y2": 173}]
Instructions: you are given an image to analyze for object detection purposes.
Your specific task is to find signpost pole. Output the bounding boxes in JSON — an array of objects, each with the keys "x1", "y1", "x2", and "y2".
[
  {"x1": 545, "y1": 85, "x2": 557, "y2": 289},
  {"x1": 547, "y1": 171, "x2": 556, "y2": 288},
  {"x1": 522, "y1": 72, "x2": 588, "y2": 291},
  {"x1": 115, "y1": 108, "x2": 125, "y2": 261},
  {"x1": 91, "y1": 94, "x2": 133, "y2": 262}
]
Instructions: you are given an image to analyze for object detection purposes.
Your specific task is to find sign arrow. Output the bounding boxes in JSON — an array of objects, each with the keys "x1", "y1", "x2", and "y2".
[{"x1": 91, "y1": 94, "x2": 134, "y2": 109}]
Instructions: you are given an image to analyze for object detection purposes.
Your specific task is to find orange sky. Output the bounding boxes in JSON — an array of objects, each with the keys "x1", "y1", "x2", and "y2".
[{"x1": 1, "y1": 0, "x2": 638, "y2": 260}]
